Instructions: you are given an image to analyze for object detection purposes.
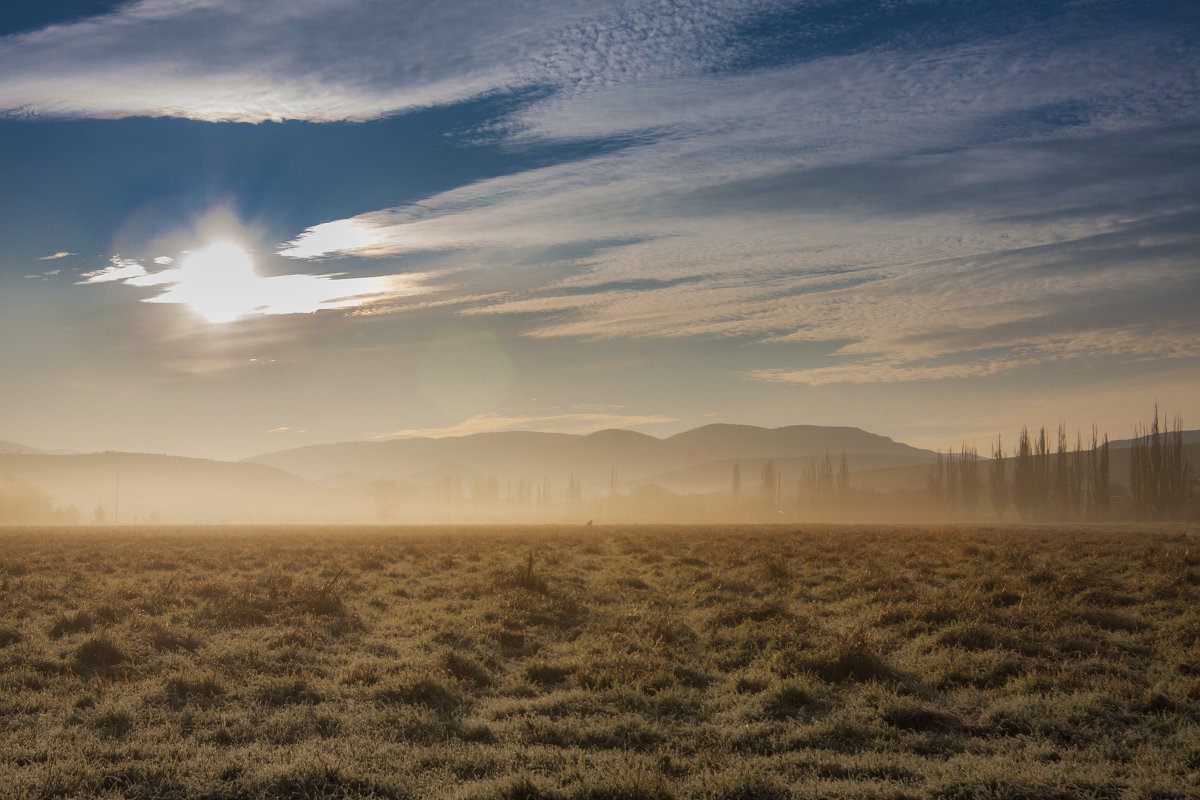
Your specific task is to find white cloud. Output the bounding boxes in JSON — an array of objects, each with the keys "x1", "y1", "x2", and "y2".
[
  {"x1": 0, "y1": 0, "x2": 774, "y2": 122},
  {"x1": 371, "y1": 411, "x2": 678, "y2": 440},
  {"x1": 77, "y1": 247, "x2": 436, "y2": 322},
  {"x1": 31, "y1": 0, "x2": 1200, "y2": 386},
  {"x1": 39, "y1": 251, "x2": 72, "y2": 260},
  {"x1": 258, "y1": 9, "x2": 1198, "y2": 384},
  {"x1": 77, "y1": 257, "x2": 148, "y2": 284}
]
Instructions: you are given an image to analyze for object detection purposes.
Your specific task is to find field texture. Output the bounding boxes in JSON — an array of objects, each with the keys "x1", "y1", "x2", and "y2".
[{"x1": 1, "y1": 524, "x2": 1199, "y2": 799}]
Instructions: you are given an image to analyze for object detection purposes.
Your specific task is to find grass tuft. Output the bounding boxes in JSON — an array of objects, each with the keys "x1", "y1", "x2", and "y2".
[
  {"x1": 375, "y1": 677, "x2": 462, "y2": 714},
  {"x1": 161, "y1": 674, "x2": 225, "y2": 709},
  {"x1": 72, "y1": 636, "x2": 127, "y2": 671},
  {"x1": 49, "y1": 610, "x2": 94, "y2": 638},
  {"x1": 256, "y1": 678, "x2": 323, "y2": 706}
]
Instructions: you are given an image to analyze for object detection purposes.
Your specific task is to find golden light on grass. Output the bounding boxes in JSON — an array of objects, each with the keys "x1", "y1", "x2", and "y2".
[{"x1": 2, "y1": 524, "x2": 1198, "y2": 797}]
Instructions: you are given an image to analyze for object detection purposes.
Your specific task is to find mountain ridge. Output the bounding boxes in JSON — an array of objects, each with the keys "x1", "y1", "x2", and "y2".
[{"x1": 245, "y1": 423, "x2": 938, "y2": 486}]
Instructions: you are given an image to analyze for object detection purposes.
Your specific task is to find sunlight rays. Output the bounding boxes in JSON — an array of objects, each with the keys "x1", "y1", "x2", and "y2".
[{"x1": 80, "y1": 241, "x2": 432, "y2": 324}]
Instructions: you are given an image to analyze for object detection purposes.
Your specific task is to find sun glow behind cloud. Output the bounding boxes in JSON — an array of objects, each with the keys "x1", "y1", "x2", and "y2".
[{"x1": 78, "y1": 242, "x2": 432, "y2": 323}]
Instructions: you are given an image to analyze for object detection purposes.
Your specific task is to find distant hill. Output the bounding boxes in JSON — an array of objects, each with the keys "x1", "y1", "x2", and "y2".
[
  {"x1": 0, "y1": 451, "x2": 309, "y2": 523},
  {"x1": 0, "y1": 441, "x2": 45, "y2": 454},
  {"x1": 1107, "y1": 430, "x2": 1200, "y2": 448},
  {"x1": 246, "y1": 424, "x2": 937, "y2": 493}
]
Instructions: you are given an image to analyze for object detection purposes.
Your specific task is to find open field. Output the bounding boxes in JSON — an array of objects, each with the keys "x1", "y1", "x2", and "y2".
[{"x1": 1, "y1": 524, "x2": 1199, "y2": 799}]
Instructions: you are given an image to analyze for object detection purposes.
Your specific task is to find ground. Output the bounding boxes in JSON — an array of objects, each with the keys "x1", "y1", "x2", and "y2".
[{"x1": 1, "y1": 523, "x2": 1198, "y2": 799}]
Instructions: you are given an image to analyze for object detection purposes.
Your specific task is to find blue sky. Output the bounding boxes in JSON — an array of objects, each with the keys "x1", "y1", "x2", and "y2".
[{"x1": 0, "y1": 0, "x2": 1197, "y2": 459}]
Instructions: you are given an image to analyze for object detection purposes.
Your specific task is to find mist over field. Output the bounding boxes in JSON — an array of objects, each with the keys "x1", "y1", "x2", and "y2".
[{"x1": 2, "y1": 414, "x2": 1197, "y2": 526}]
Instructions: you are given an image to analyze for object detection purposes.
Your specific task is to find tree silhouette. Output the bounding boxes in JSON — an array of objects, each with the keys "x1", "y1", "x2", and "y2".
[
  {"x1": 1131, "y1": 405, "x2": 1192, "y2": 520},
  {"x1": 959, "y1": 443, "x2": 980, "y2": 519},
  {"x1": 760, "y1": 458, "x2": 777, "y2": 512},
  {"x1": 731, "y1": 460, "x2": 741, "y2": 508},
  {"x1": 369, "y1": 478, "x2": 399, "y2": 523},
  {"x1": 990, "y1": 435, "x2": 1008, "y2": 520}
]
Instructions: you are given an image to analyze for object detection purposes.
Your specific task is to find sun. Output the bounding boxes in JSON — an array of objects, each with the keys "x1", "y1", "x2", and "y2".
[{"x1": 175, "y1": 241, "x2": 262, "y2": 323}]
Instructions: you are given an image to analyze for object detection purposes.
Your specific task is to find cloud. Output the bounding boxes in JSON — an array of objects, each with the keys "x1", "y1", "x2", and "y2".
[
  {"x1": 0, "y1": 0, "x2": 771, "y2": 122},
  {"x1": 39, "y1": 251, "x2": 72, "y2": 260},
  {"x1": 263, "y1": 9, "x2": 1199, "y2": 382},
  {"x1": 33, "y1": 0, "x2": 1200, "y2": 387},
  {"x1": 371, "y1": 411, "x2": 678, "y2": 440},
  {"x1": 76, "y1": 249, "x2": 436, "y2": 321},
  {"x1": 77, "y1": 257, "x2": 149, "y2": 284}
]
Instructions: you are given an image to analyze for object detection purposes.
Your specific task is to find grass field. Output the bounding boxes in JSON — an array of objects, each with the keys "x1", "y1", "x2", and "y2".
[{"x1": 1, "y1": 524, "x2": 1199, "y2": 799}]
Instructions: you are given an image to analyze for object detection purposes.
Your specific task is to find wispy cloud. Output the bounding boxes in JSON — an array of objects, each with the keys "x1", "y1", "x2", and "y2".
[
  {"x1": 78, "y1": 258, "x2": 149, "y2": 284},
  {"x1": 26, "y1": 0, "x2": 1200, "y2": 388},
  {"x1": 76, "y1": 251, "x2": 436, "y2": 321},
  {"x1": 371, "y1": 411, "x2": 678, "y2": 440},
  {"x1": 39, "y1": 251, "x2": 72, "y2": 260},
  {"x1": 265, "y1": 11, "x2": 1199, "y2": 383},
  {"x1": 0, "y1": 0, "x2": 766, "y2": 122}
]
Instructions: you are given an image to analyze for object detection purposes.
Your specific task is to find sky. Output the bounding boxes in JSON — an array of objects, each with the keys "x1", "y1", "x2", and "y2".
[{"x1": 0, "y1": 0, "x2": 1197, "y2": 460}]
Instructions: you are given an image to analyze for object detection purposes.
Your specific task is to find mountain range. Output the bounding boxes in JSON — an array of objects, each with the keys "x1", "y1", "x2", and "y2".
[
  {"x1": 244, "y1": 424, "x2": 936, "y2": 490},
  {"x1": 1, "y1": 424, "x2": 1196, "y2": 523}
]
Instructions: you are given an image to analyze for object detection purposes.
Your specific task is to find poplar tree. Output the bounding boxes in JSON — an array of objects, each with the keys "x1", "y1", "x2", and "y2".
[
  {"x1": 1014, "y1": 428, "x2": 1036, "y2": 521},
  {"x1": 990, "y1": 435, "x2": 1008, "y2": 520},
  {"x1": 959, "y1": 443, "x2": 981, "y2": 519},
  {"x1": 761, "y1": 459, "x2": 778, "y2": 511}
]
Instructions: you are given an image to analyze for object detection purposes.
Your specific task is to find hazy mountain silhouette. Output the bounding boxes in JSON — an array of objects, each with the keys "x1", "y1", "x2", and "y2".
[
  {"x1": 0, "y1": 452, "x2": 307, "y2": 523},
  {"x1": 246, "y1": 423, "x2": 935, "y2": 490},
  {"x1": 0, "y1": 441, "x2": 45, "y2": 454},
  {"x1": 1107, "y1": 431, "x2": 1200, "y2": 448},
  {"x1": 2, "y1": 425, "x2": 1194, "y2": 524}
]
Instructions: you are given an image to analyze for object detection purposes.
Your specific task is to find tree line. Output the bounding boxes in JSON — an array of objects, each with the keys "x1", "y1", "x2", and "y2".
[{"x1": 930, "y1": 405, "x2": 1194, "y2": 522}]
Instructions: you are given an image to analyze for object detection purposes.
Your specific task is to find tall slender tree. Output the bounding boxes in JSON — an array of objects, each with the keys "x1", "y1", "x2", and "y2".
[
  {"x1": 990, "y1": 435, "x2": 1008, "y2": 520},
  {"x1": 927, "y1": 450, "x2": 945, "y2": 509},
  {"x1": 1132, "y1": 406, "x2": 1192, "y2": 520},
  {"x1": 1014, "y1": 428, "x2": 1036, "y2": 521},
  {"x1": 761, "y1": 459, "x2": 778, "y2": 511},
  {"x1": 959, "y1": 443, "x2": 981, "y2": 519}
]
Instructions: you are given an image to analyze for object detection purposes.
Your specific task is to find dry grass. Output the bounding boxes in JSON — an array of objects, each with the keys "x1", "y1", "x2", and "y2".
[{"x1": 0, "y1": 523, "x2": 1198, "y2": 799}]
